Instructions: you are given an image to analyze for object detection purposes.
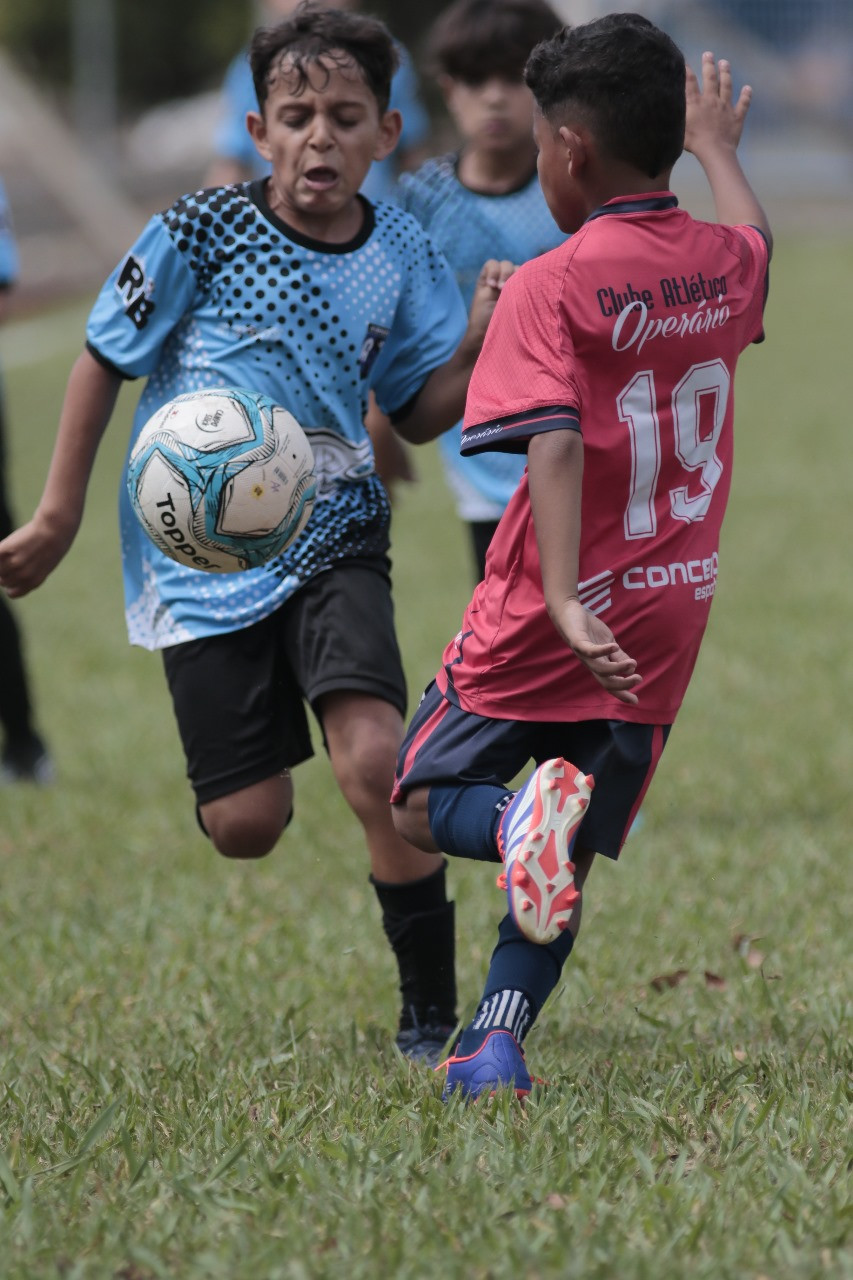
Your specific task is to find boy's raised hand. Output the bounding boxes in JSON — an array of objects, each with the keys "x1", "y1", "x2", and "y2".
[
  {"x1": 684, "y1": 52, "x2": 752, "y2": 159},
  {"x1": 684, "y1": 51, "x2": 771, "y2": 247}
]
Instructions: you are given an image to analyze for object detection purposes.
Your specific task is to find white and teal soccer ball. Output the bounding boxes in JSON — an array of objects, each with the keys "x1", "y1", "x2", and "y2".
[{"x1": 127, "y1": 387, "x2": 316, "y2": 573}]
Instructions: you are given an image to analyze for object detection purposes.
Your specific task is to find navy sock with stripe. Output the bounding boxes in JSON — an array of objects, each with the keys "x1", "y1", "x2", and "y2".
[{"x1": 457, "y1": 914, "x2": 576, "y2": 1056}]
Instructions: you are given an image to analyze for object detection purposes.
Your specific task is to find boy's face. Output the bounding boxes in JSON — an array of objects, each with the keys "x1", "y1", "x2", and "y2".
[
  {"x1": 534, "y1": 108, "x2": 585, "y2": 233},
  {"x1": 248, "y1": 52, "x2": 401, "y2": 240},
  {"x1": 442, "y1": 75, "x2": 537, "y2": 158}
]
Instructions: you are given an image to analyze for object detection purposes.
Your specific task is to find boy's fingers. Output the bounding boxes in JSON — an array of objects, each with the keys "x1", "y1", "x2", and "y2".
[
  {"x1": 718, "y1": 58, "x2": 733, "y2": 104},
  {"x1": 479, "y1": 258, "x2": 516, "y2": 290},
  {"x1": 701, "y1": 50, "x2": 718, "y2": 93},
  {"x1": 735, "y1": 84, "x2": 753, "y2": 121}
]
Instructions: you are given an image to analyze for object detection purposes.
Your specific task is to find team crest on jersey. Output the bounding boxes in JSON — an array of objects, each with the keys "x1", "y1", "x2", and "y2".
[
  {"x1": 358, "y1": 324, "x2": 390, "y2": 379},
  {"x1": 115, "y1": 252, "x2": 156, "y2": 331}
]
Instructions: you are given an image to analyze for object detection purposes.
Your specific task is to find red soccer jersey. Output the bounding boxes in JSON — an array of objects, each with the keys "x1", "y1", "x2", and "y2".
[{"x1": 436, "y1": 193, "x2": 769, "y2": 724}]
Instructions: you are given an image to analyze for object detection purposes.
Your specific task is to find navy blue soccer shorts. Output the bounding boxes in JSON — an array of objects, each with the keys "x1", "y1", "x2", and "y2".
[{"x1": 392, "y1": 680, "x2": 671, "y2": 860}]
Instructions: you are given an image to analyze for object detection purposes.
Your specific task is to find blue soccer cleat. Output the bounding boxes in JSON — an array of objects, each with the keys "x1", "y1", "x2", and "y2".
[
  {"x1": 439, "y1": 1029, "x2": 535, "y2": 1100},
  {"x1": 497, "y1": 758, "x2": 593, "y2": 944}
]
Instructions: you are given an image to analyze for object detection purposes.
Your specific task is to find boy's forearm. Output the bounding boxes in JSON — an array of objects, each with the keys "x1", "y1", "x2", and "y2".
[
  {"x1": 37, "y1": 350, "x2": 122, "y2": 534},
  {"x1": 392, "y1": 340, "x2": 479, "y2": 445},
  {"x1": 527, "y1": 429, "x2": 584, "y2": 618},
  {"x1": 395, "y1": 258, "x2": 517, "y2": 445},
  {"x1": 698, "y1": 144, "x2": 772, "y2": 250}
]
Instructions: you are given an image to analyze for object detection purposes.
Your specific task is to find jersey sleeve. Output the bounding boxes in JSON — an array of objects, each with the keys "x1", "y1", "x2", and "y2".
[
  {"x1": 461, "y1": 256, "x2": 580, "y2": 455},
  {"x1": 0, "y1": 179, "x2": 19, "y2": 288},
  {"x1": 731, "y1": 223, "x2": 770, "y2": 346},
  {"x1": 86, "y1": 216, "x2": 197, "y2": 379},
  {"x1": 371, "y1": 223, "x2": 467, "y2": 418}
]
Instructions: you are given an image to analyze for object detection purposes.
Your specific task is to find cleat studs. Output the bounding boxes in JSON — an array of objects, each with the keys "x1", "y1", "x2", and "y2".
[
  {"x1": 557, "y1": 920, "x2": 570, "y2": 931},
  {"x1": 521, "y1": 899, "x2": 533, "y2": 911},
  {"x1": 521, "y1": 849, "x2": 533, "y2": 862},
  {"x1": 584, "y1": 774, "x2": 595, "y2": 789},
  {"x1": 546, "y1": 882, "x2": 556, "y2": 893}
]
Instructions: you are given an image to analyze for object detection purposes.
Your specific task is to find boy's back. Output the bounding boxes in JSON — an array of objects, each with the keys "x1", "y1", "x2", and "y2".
[{"x1": 441, "y1": 195, "x2": 768, "y2": 723}]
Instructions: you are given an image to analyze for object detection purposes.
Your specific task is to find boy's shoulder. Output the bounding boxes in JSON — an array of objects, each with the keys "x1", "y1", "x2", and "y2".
[
  {"x1": 158, "y1": 183, "x2": 253, "y2": 227},
  {"x1": 372, "y1": 194, "x2": 454, "y2": 254}
]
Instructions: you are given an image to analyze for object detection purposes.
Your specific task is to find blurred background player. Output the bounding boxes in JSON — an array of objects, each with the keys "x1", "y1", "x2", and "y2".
[
  {"x1": 394, "y1": 0, "x2": 565, "y2": 580},
  {"x1": 206, "y1": 0, "x2": 430, "y2": 202},
  {"x1": 0, "y1": 177, "x2": 53, "y2": 785},
  {"x1": 0, "y1": 8, "x2": 513, "y2": 1063}
]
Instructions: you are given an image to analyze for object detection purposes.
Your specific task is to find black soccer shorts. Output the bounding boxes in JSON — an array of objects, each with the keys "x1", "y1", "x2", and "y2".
[{"x1": 162, "y1": 556, "x2": 407, "y2": 805}]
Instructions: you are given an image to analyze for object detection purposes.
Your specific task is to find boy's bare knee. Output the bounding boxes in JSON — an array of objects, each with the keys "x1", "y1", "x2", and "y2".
[
  {"x1": 200, "y1": 778, "x2": 293, "y2": 859},
  {"x1": 391, "y1": 788, "x2": 436, "y2": 852},
  {"x1": 208, "y1": 812, "x2": 283, "y2": 859}
]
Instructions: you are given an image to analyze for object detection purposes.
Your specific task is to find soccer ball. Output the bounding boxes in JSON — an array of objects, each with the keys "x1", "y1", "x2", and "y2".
[{"x1": 126, "y1": 387, "x2": 316, "y2": 573}]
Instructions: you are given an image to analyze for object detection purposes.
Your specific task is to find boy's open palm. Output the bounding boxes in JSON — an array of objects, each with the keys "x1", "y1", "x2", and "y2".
[
  {"x1": 559, "y1": 598, "x2": 642, "y2": 707},
  {"x1": 684, "y1": 52, "x2": 752, "y2": 158}
]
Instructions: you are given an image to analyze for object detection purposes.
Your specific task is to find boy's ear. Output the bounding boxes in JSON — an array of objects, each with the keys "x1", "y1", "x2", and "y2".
[
  {"x1": 246, "y1": 110, "x2": 271, "y2": 162},
  {"x1": 373, "y1": 108, "x2": 403, "y2": 163},
  {"x1": 558, "y1": 125, "x2": 588, "y2": 177},
  {"x1": 437, "y1": 73, "x2": 456, "y2": 107}
]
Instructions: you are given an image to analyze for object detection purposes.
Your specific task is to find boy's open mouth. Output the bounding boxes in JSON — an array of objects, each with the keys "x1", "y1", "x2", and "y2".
[{"x1": 304, "y1": 166, "x2": 339, "y2": 189}]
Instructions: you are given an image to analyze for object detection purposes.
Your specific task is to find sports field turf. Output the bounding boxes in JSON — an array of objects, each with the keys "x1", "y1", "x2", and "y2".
[{"x1": 0, "y1": 231, "x2": 850, "y2": 1278}]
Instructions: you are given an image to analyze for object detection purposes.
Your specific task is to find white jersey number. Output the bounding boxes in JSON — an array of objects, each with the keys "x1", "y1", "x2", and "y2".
[{"x1": 617, "y1": 359, "x2": 730, "y2": 540}]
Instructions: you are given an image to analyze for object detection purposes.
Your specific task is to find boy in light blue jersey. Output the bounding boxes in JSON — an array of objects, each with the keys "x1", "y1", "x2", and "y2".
[
  {"x1": 0, "y1": 7, "x2": 513, "y2": 1064},
  {"x1": 395, "y1": 0, "x2": 564, "y2": 579}
]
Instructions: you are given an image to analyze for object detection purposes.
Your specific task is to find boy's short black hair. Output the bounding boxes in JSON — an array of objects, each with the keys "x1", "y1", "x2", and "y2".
[
  {"x1": 429, "y1": 0, "x2": 562, "y2": 84},
  {"x1": 525, "y1": 13, "x2": 686, "y2": 179},
  {"x1": 250, "y1": 2, "x2": 398, "y2": 115}
]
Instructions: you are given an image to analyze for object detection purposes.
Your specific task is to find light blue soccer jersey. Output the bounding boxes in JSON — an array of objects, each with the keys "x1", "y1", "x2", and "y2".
[
  {"x1": 214, "y1": 45, "x2": 429, "y2": 203},
  {"x1": 395, "y1": 155, "x2": 565, "y2": 519},
  {"x1": 86, "y1": 181, "x2": 467, "y2": 650},
  {"x1": 0, "y1": 180, "x2": 19, "y2": 288}
]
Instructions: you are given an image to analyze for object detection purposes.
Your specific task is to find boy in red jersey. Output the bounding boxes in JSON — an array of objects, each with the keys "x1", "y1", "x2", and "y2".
[{"x1": 389, "y1": 14, "x2": 772, "y2": 1098}]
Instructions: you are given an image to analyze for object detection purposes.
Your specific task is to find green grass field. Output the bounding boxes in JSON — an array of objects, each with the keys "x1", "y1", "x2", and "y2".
[{"x1": 0, "y1": 232, "x2": 850, "y2": 1280}]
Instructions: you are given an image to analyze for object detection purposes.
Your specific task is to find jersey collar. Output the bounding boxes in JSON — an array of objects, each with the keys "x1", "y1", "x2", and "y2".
[
  {"x1": 248, "y1": 180, "x2": 375, "y2": 254},
  {"x1": 585, "y1": 192, "x2": 679, "y2": 223}
]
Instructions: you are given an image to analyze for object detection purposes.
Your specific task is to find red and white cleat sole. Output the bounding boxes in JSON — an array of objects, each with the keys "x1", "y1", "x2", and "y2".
[{"x1": 497, "y1": 758, "x2": 593, "y2": 944}]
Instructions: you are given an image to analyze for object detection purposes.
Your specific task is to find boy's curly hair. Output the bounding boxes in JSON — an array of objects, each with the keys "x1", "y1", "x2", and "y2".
[
  {"x1": 525, "y1": 13, "x2": 686, "y2": 179},
  {"x1": 250, "y1": 2, "x2": 398, "y2": 114}
]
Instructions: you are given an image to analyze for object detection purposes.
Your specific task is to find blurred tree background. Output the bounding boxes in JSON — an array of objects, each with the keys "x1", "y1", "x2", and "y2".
[{"x1": 0, "y1": 0, "x2": 448, "y2": 117}]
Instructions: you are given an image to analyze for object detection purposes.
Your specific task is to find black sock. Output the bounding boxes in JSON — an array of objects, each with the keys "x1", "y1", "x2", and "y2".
[
  {"x1": 0, "y1": 596, "x2": 36, "y2": 748},
  {"x1": 370, "y1": 861, "x2": 457, "y2": 1031}
]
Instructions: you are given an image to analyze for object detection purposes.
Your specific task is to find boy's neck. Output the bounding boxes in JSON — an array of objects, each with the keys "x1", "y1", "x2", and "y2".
[
  {"x1": 582, "y1": 166, "x2": 673, "y2": 218},
  {"x1": 456, "y1": 143, "x2": 538, "y2": 196}
]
